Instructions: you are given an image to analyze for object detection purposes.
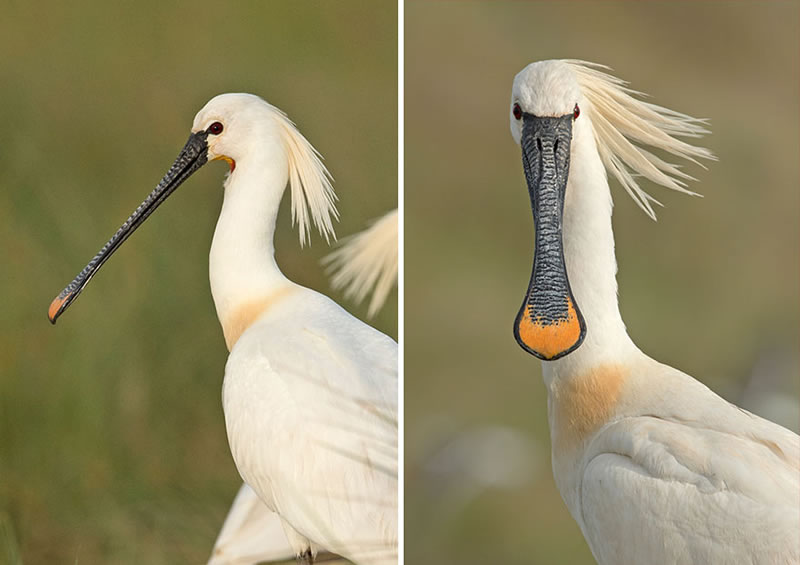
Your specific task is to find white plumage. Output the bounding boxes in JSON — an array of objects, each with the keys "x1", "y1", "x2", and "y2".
[
  {"x1": 210, "y1": 209, "x2": 399, "y2": 565},
  {"x1": 222, "y1": 288, "x2": 396, "y2": 563},
  {"x1": 197, "y1": 94, "x2": 397, "y2": 565},
  {"x1": 510, "y1": 60, "x2": 799, "y2": 564},
  {"x1": 208, "y1": 484, "x2": 295, "y2": 565}
]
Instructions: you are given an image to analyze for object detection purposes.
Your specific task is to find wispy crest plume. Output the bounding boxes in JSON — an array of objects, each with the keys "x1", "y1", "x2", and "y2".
[{"x1": 566, "y1": 60, "x2": 716, "y2": 219}]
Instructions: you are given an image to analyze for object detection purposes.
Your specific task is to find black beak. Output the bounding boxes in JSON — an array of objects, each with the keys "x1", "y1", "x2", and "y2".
[
  {"x1": 513, "y1": 112, "x2": 586, "y2": 360},
  {"x1": 48, "y1": 131, "x2": 210, "y2": 324}
]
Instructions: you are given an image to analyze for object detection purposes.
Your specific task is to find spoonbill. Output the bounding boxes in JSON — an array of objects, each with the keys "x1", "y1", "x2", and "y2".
[
  {"x1": 209, "y1": 211, "x2": 398, "y2": 564},
  {"x1": 509, "y1": 60, "x2": 799, "y2": 564},
  {"x1": 48, "y1": 93, "x2": 398, "y2": 565}
]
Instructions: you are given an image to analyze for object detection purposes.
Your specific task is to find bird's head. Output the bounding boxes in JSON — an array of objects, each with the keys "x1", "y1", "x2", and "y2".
[
  {"x1": 509, "y1": 60, "x2": 587, "y2": 362},
  {"x1": 48, "y1": 92, "x2": 337, "y2": 324},
  {"x1": 509, "y1": 60, "x2": 713, "y2": 362},
  {"x1": 191, "y1": 93, "x2": 286, "y2": 172},
  {"x1": 509, "y1": 60, "x2": 583, "y2": 146}
]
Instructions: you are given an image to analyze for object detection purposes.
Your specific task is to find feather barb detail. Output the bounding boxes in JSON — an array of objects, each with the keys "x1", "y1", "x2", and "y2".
[
  {"x1": 272, "y1": 107, "x2": 339, "y2": 246},
  {"x1": 324, "y1": 209, "x2": 398, "y2": 318},
  {"x1": 565, "y1": 60, "x2": 716, "y2": 219}
]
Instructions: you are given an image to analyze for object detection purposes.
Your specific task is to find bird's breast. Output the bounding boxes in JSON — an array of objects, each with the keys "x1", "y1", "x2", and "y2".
[
  {"x1": 549, "y1": 363, "x2": 629, "y2": 452},
  {"x1": 220, "y1": 287, "x2": 297, "y2": 351}
]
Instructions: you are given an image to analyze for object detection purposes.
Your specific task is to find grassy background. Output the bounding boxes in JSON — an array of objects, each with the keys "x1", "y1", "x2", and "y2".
[
  {"x1": 405, "y1": 2, "x2": 799, "y2": 564},
  {"x1": 0, "y1": 2, "x2": 396, "y2": 563}
]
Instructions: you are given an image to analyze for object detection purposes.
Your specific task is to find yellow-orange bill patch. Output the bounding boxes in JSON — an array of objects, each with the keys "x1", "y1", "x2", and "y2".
[{"x1": 516, "y1": 298, "x2": 582, "y2": 360}]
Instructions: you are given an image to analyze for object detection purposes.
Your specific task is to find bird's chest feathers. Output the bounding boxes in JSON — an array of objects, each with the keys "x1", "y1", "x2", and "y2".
[
  {"x1": 549, "y1": 363, "x2": 628, "y2": 453},
  {"x1": 221, "y1": 287, "x2": 295, "y2": 351}
]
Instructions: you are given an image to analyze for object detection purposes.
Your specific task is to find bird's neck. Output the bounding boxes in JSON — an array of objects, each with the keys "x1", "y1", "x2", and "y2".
[
  {"x1": 540, "y1": 125, "x2": 642, "y2": 515},
  {"x1": 209, "y1": 151, "x2": 294, "y2": 349},
  {"x1": 544, "y1": 123, "x2": 638, "y2": 384}
]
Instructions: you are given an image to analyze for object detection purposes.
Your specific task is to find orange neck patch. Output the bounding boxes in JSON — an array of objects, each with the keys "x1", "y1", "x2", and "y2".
[
  {"x1": 221, "y1": 287, "x2": 294, "y2": 351},
  {"x1": 551, "y1": 363, "x2": 628, "y2": 449},
  {"x1": 516, "y1": 297, "x2": 583, "y2": 360}
]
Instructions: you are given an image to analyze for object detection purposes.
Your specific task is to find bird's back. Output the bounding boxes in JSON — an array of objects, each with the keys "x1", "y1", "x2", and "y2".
[{"x1": 222, "y1": 286, "x2": 398, "y2": 564}]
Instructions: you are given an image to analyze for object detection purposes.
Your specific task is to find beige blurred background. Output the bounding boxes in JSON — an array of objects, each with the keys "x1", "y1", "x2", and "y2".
[
  {"x1": 405, "y1": 2, "x2": 798, "y2": 564},
  {"x1": 0, "y1": 3, "x2": 396, "y2": 563}
]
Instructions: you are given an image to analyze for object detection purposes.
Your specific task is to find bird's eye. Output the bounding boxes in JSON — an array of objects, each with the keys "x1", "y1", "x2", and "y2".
[
  {"x1": 573, "y1": 104, "x2": 580, "y2": 120},
  {"x1": 513, "y1": 103, "x2": 522, "y2": 120},
  {"x1": 208, "y1": 121, "x2": 224, "y2": 135}
]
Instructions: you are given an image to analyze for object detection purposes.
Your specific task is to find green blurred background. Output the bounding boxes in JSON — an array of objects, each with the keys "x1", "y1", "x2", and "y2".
[
  {"x1": 406, "y1": 2, "x2": 798, "y2": 564},
  {"x1": 0, "y1": 2, "x2": 396, "y2": 563}
]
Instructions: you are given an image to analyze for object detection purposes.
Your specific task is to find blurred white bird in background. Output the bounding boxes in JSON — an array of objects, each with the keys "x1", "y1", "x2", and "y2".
[
  {"x1": 49, "y1": 93, "x2": 397, "y2": 565},
  {"x1": 509, "y1": 60, "x2": 799, "y2": 564}
]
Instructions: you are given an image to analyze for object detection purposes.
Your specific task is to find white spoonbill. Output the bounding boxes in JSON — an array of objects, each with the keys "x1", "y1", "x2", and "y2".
[
  {"x1": 209, "y1": 210, "x2": 398, "y2": 565},
  {"x1": 48, "y1": 93, "x2": 398, "y2": 565},
  {"x1": 509, "y1": 60, "x2": 799, "y2": 564}
]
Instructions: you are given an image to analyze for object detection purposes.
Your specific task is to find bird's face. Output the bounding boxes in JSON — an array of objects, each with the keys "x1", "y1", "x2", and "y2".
[
  {"x1": 509, "y1": 61, "x2": 586, "y2": 361},
  {"x1": 191, "y1": 93, "x2": 273, "y2": 171},
  {"x1": 509, "y1": 60, "x2": 582, "y2": 144}
]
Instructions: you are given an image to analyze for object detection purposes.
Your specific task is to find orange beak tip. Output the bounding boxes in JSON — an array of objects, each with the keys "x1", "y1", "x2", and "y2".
[
  {"x1": 515, "y1": 305, "x2": 584, "y2": 361},
  {"x1": 48, "y1": 295, "x2": 68, "y2": 324}
]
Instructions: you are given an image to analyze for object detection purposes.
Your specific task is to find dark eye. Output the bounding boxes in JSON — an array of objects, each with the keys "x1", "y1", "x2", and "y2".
[
  {"x1": 208, "y1": 121, "x2": 224, "y2": 135},
  {"x1": 573, "y1": 103, "x2": 580, "y2": 120},
  {"x1": 513, "y1": 103, "x2": 522, "y2": 120}
]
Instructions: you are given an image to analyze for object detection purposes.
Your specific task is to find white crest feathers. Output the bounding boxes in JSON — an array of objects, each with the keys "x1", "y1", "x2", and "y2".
[
  {"x1": 566, "y1": 60, "x2": 716, "y2": 219},
  {"x1": 272, "y1": 107, "x2": 339, "y2": 246}
]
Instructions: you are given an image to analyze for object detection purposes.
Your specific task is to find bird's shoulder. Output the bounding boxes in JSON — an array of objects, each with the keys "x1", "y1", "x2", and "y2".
[
  {"x1": 219, "y1": 287, "x2": 398, "y2": 563},
  {"x1": 615, "y1": 359, "x2": 800, "y2": 477},
  {"x1": 225, "y1": 286, "x2": 396, "y2": 389},
  {"x1": 579, "y1": 439, "x2": 800, "y2": 565},
  {"x1": 573, "y1": 361, "x2": 800, "y2": 564}
]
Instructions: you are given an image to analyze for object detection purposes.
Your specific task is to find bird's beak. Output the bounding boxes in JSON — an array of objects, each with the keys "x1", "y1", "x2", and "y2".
[
  {"x1": 513, "y1": 113, "x2": 586, "y2": 360},
  {"x1": 48, "y1": 131, "x2": 210, "y2": 324}
]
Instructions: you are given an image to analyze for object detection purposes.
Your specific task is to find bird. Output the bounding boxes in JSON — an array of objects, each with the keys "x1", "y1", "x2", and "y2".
[
  {"x1": 209, "y1": 210, "x2": 399, "y2": 565},
  {"x1": 48, "y1": 93, "x2": 398, "y2": 565},
  {"x1": 509, "y1": 60, "x2": 799, "y2": 564}
]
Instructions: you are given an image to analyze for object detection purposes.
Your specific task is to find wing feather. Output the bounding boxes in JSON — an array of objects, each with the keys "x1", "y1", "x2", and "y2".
[
  {"x1": 579, "y1": 417, "x2": 800, "y2": 565},
  {"x1": 222, "y1": 291, "x2": 397, "y2": 565}
]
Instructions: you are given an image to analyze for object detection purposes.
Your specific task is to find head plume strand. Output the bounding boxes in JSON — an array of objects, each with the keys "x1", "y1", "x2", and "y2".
[
  {"x1": 271, "y1": 106, "x2": 339, "y2": 246},
  {"x1": 564, "y1": 60, "x2": 716, "y2": 220}
]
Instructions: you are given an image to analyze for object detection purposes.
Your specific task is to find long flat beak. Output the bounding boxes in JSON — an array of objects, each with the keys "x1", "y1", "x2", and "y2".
[
  {"x1": 48, "y1": 131, "x2": 210, "y2": 324},
  {"x1": 513, "y1": 112, "x2": 586, "y2": 360}
]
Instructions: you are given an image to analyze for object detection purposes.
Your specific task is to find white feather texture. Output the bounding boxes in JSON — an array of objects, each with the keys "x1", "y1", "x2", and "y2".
[
  {"x1": 324, "y1": 209, "x2": 398, "y2": 318},
  {"x1": 207, "y1": 484, "x2": 293, "y2": 565},
  {"x1": 210, "y1": 207, "x2": 398, "y2": 564},
  {"x1": 566, "y1": 60, "x2": 715, "y2": 219},
  {"x1": 273, "y1": 107, "x2": 339, "y2": 246}
]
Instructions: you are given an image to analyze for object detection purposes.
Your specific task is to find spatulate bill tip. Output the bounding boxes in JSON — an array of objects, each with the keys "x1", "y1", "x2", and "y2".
[
  {"x1": 48, "y1": 293, "x2": 70, "y2": 324},
  {"x1": 514, "y1": 298, "x2": 586, "y2": 360}
]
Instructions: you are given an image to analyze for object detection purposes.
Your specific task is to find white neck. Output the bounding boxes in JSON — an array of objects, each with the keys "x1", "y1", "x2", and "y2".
[
  {"x1": 209, "y1": 140, "x2": 292, "y2": 326},
  {"x1": 544, "y1": 121, "x2": 638, "y2": 383}
]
